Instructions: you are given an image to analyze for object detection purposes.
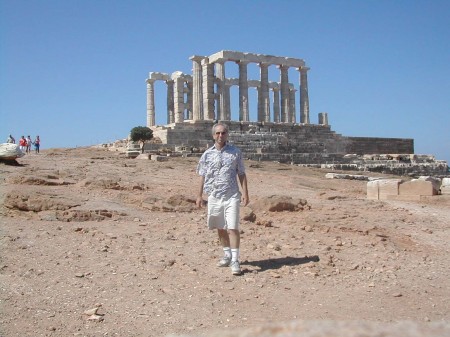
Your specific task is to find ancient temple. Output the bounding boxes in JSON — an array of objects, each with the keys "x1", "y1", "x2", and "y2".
[
  {"x1": 146, "y1": 50, "x2": 314, "y2": 127},
  {"x1": 140, "y1": 51, "x2": 450, "y2": 176}
]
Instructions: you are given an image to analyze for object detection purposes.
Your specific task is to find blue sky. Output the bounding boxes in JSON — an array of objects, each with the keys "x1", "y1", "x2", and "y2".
[{"x1": 1, "y1": 0, "x2": 449, "y2": 163}]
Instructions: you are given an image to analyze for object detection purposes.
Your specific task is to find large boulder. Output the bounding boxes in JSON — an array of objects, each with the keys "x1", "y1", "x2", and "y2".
[
  {"x1": 0, "y1": 143, "x2": 24, "y2": 160},
  {"x1": 250, "y1": 195, "x2": 308, "y2": 212}
]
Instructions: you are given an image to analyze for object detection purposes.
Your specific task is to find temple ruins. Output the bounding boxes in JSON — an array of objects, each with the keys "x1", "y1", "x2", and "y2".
[{"x1": 137, "y1": 50, "x2": 448, "y2": 176}]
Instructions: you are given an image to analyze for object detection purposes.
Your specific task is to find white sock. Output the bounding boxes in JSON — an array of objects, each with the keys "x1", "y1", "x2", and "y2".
[
  {"x1": 231, "y1": 248, "x2": 240, "y2": 262},
  {"x1": 223, "y1": 247, "x2": 231, "y2": 258}
]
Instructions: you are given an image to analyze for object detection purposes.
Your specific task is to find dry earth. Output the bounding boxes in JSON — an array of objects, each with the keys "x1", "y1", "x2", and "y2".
[{"x1": 0, "y1": 147, "x2": 449, "y2": 337}]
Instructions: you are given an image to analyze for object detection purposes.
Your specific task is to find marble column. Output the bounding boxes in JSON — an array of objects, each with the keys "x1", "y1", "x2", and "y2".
[
  {"x1": 166, "y1": 80, "x2": 174, "y2": 124},
  {"x1": 146, "y1": 79, "x2": 155, "y2": 127},
  {"x1": 215, "y1": 60, "x2": 227, "y2": 120},
  {"x1": 318, "y1": 112, "x2": 328, "y2": 125},
  {"x1": 225, "y1": 83, "x2": 231, "y2": 120},
  {"x1": 173, "y1": 75, "x2": 185, "y2": 123},
  {"x1": 272, "y1": 87, "x2": 280, "y2": 123},
  {"x1": 278, "y1": 65, "x2": 290, "y2": 123},
  {"x1": 189, "y1": 56, "x2": 203, "y2": 120},
  {"x1": 237, "y1": 61, "x2": 249, "y2": 121},
  {"x1": 201, "y1": 58, "x2": 215, "y2": 120},
  {"x1": 289, "y1": 87, "x2": 297, "y2": 123},
  {"x1": 186, "y1": 80, "x2": 193, "y2": 120},
  {"x1": 299, "y1": 66, "x2": 310, "y2": 124},
  {"x1": 258, "y1": 63, "x2": 270, "y2": 122}
]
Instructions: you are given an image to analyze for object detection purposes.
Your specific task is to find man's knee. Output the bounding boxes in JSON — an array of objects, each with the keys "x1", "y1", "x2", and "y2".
[{"x1": 228, "y1": 229, "x2": 240, "y2": 236}]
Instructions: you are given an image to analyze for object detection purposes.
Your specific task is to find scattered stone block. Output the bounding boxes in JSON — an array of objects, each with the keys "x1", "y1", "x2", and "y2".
[
  {"x1": 378, "y1": 179, "x2": 402, "y2": 200},
  {"x1": 366, "y1": 180, "x2": 379, "y2": 200},
  {"x1": 366, "y1": 179, "x2": 402, "y2": 200},
  {"x1": 441, "y1": 178, "x2": 450, "y2": 195},
  {"x1": 399, "y1": 180, "x2": 435, "y2": 196},
  {"x1": 418, "y1": 176, "x2": 441, "y2": 194},
  {"x1": 136, "y1": 153, "x2": 150, "y2": 159},
  {"x1": 126, "y1": 150, "x2": 140, "y2": 158},
  {"x1": 150, "y1": 155, "x2": 169, "y2": 162}
]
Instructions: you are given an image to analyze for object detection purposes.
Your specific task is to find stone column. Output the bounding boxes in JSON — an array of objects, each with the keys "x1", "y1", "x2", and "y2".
[
  {"x1": 173, "y1": 74, "x2": 185, "y2": 123},
  {"x1": 202, "y1": 58, "x2": 215, "y2": 120},
  {"x1": 237, "y1": 61, "x2": 249, "y2": 121},
  {"x1": 272, "y1": 86, "x2": 280, "y2": 123},
  {"x1": 258, "y1": 63, "x2": 270, "y2": 122},
  {"x1": 189, "y1": 56, "x2": 204, "y2": 120},
  {"x1": 299, "y1": 66, "x2": 310, "y2": 124},
  {"x1": 186, "y1": 80, "x2": 193, "y2": 120},
  {"x1": 289, "y1": 87, "x2": 297, "y2": 123},
  {"x1": 166, "y1": 79, "x2": 174, "y2": 124},
  {"x1": 318, "y1": 112, "x2": 328, "y2": 125},
  {"x1": 278, "y1": 65, "x2": 290, "y2": 123},
  {"x1": 146, "y1": 79, "x2": 155, "y2": 127},
  {"x1": 215, "y1": 60, "x2": 227, "y2": 120},
  {"x1": 225, "y1": 83, "x2": 231, "y2": 120}
]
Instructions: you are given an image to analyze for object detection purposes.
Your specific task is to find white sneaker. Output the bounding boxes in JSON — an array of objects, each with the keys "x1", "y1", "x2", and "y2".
[
  {"x1": 230, "y1": 260, "x2": 241, "y2": 275},
  {"x1": 217, "y1": 256, "x2": 231, "y2": 267}
]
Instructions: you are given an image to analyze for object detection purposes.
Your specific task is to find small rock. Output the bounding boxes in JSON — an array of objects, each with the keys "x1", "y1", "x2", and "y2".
[
  {"x1": 84, "y1": 307, "x2": 99, "y2": 316},
  {"x1": 86, "y1": 314, "x2": 104, "y2": 321},
  {"x1": 270, "y1": 272, "x2": 281, "y2": 278},
  {"x1": 350, "y1": 264, "x2": 359, "y2": 270}
]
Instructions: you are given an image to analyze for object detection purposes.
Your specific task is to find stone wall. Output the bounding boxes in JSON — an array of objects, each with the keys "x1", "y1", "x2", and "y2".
[
  {"x1": 141, "y1": 121, "x2": 448, "y2": 177},
  {"x1": 345, "y1": 136, "x2": 414, "y2": 155},
  {"x1": 149, "y1": 120, "x2": 413, "y2": 157}
]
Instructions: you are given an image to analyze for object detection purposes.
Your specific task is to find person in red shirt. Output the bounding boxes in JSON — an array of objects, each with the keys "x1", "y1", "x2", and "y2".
[{"x1": 19, "y1": 136, "x2": 27, "y2": 152}]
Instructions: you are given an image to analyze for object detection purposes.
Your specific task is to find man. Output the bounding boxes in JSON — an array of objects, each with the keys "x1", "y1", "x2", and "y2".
[
  {"x1": 196, "y1": 123, "x2": 249, "y2": 275},
  {"x1": 26, "y1": 136, "x2": 32, "y2": 154},
  {"x1": 6, "y1": 135, "x2": 15, "y2": 144}
]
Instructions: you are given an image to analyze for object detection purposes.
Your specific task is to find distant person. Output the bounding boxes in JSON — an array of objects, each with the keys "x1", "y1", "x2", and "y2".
[
  {"x1": 34, "y1": 135, "x2": 40, "y2": 154},
  {"x1": 6, "y1": 134, "x2": 15, "y2": 143},
  {"x1": 19, "y1": 136, "x2": 27, "y2": 152},
  {"x1": 26, "y1": 135, "x2": 32, "y2": 153},
  {"x1": 196, "y1": 123, "x2": 249, "y2": 276}
]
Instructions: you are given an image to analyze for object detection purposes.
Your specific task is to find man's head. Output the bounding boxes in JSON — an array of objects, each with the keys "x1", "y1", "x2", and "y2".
[{"x1": 212, "y1": 123, "x2": 229, "y2": 148}]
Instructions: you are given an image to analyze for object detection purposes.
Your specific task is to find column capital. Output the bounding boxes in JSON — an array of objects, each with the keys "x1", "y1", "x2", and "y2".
[
  {"x1": 259, "y1": 62, "x2": 270, "y2": 68},
  {"x1": 297, "y1": 66, "x2": 310, "y2": 72},
  {"x1": 277, "y1": 64, "x2": 290, "y2": 70},
  {"x1": 146, "y1": 78, "x2": 156, "y2": 84},
  {"x1": 189, "y1": 55, "x2": 206, "y2": 62},
  {"x1": 235, "y1": 60, "x2": 250, "y2": 66}
]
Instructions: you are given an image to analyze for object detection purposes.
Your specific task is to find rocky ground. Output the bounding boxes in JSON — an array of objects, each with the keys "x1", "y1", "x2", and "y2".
[{"x1": 0, "y1": 147, "x2": 449, "y2": 337}]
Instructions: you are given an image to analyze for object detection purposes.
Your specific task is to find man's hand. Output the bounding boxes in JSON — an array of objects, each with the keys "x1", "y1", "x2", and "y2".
[
  {"x1": 196, "y1": 196, "x2": 204, "y2": 209},
  {"x1": 241, "y1": 194, "x2": 249, "y2": 207}
]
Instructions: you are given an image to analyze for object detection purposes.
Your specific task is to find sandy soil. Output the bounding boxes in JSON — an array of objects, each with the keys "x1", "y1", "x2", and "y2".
[{"x1": 0, "y1": 147, "x2": 449, "y2": 337}]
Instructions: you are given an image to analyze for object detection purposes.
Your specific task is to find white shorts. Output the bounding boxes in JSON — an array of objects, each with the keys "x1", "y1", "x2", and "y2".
[{"x1": 207, "y1": 193, "x2": 241, "y2": 230}]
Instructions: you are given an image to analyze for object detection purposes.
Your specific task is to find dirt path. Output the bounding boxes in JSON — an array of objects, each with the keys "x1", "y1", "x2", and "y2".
[{"x1": 1, "y1": 147, "x2": 449, "y2": 336}]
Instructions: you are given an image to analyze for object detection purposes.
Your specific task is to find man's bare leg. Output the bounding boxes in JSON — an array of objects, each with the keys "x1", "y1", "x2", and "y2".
[
  {"x1": 217, "y1": 229, "x2": 230, "y2": 248},
  {"x1": 228, "y1": 229, "x2": 240, "y2": 249}
]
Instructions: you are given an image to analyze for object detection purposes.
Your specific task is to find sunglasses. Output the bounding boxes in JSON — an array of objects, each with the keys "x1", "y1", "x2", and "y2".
[{"x1": 215, "y1": 131, "x2": 227, "y2": 135}]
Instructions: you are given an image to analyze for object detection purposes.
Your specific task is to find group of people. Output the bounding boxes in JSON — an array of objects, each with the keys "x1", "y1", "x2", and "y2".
[{"x1": 6, "y1": 134, "x2": 40, "y2": 154}]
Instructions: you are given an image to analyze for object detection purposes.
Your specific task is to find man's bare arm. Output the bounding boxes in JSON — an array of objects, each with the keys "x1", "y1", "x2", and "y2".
[
  {"x1": 239, "y1": 173, "x2": 249, "y2": 206},
  {"x1": 196, "y1": 176, "x2": 205, "y2": 208}
]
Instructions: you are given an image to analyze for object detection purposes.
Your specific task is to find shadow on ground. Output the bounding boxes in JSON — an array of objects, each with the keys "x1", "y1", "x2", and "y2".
[{"x1": 242, "y1": 255, "x2": 319, "y2": 272}]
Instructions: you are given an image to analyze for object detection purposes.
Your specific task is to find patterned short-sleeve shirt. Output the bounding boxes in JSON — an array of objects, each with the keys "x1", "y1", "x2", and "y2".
[{"x1": 197, "y1": 143, "x2": 246, "y2": 199}]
